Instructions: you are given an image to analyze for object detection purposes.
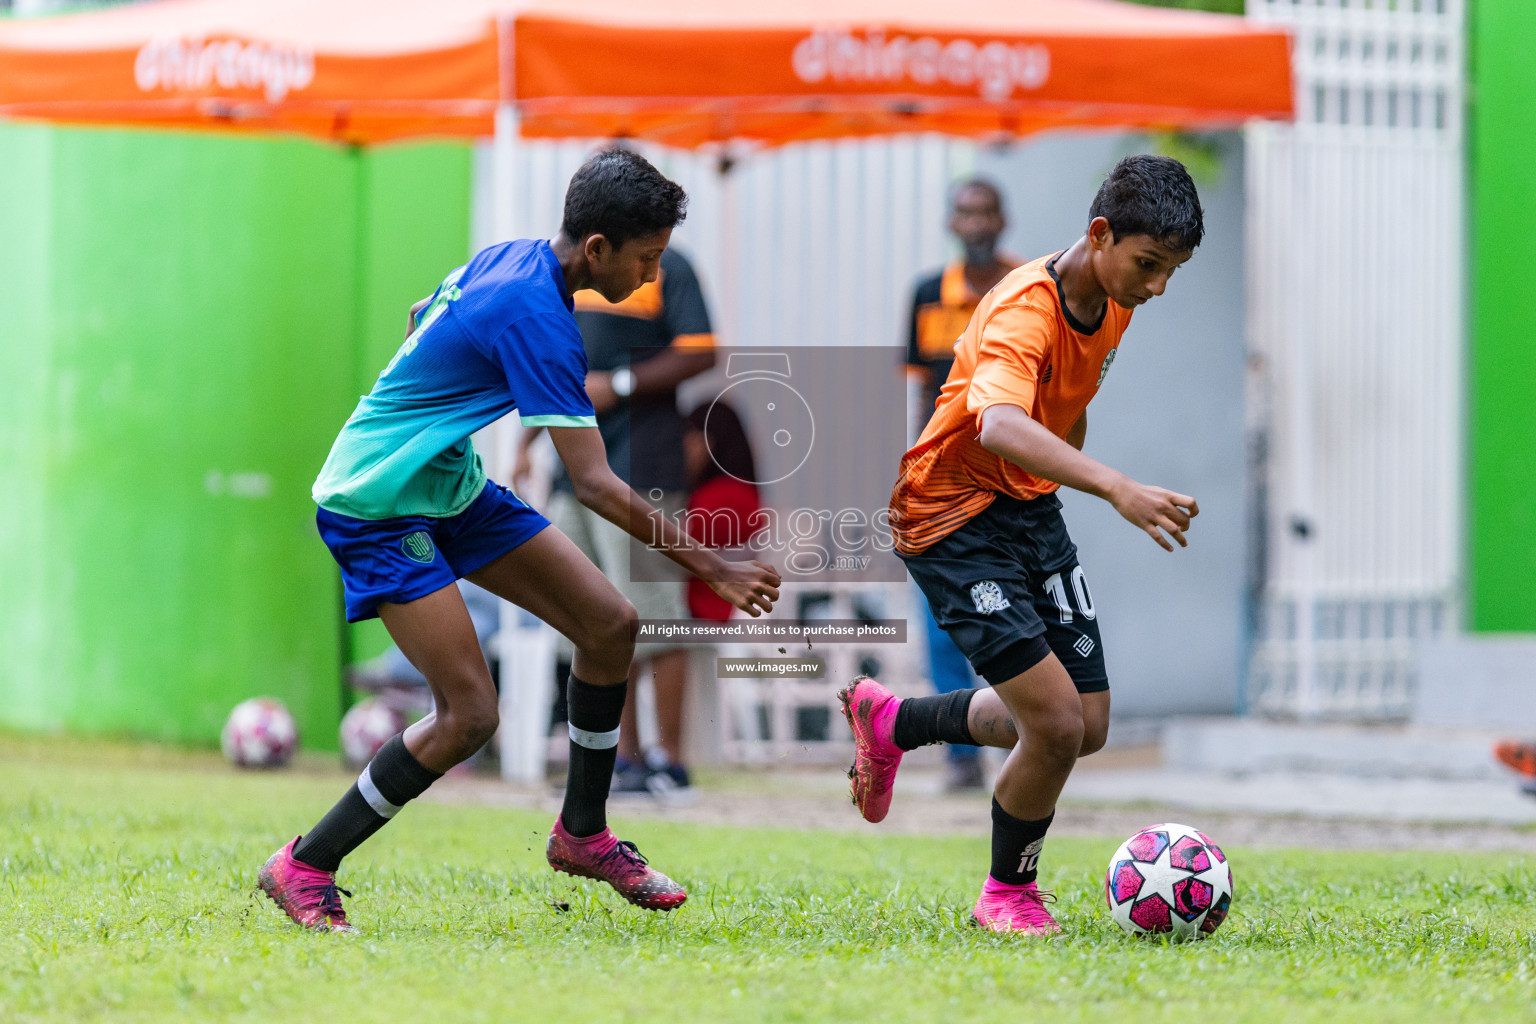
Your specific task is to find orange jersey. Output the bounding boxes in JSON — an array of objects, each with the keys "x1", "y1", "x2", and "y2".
[{"x1": 890, "y1": 252, "x2": 1133, "y2": 555}]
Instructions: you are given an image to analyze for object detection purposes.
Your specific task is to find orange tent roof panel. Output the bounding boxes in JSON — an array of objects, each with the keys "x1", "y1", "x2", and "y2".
[{"x1": 0, "y1": 0, "x2": 1292, "y2": 146}]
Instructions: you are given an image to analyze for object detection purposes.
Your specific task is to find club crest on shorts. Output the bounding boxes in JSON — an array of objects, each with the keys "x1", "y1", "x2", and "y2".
[
  {"x1": 970, "y1": 580, "x2": 1011, "y2": 615},
  {"x1": 401, "y1": 530, "x2": 436, "y2": 564}
]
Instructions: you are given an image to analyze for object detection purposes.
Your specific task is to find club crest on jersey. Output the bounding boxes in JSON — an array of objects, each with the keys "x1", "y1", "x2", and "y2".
[
  {"x1": 1097, "y1": 347, "x2": 1118, "y2": 386},
  {"x1": 970, "y1": 580, "x2": 1011, "y2": 615}
]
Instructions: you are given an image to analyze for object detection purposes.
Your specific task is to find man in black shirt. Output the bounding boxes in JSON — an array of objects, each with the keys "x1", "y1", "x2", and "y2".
[{"x1": 519, "y1": 247, "x2": 716, "y2": 795}]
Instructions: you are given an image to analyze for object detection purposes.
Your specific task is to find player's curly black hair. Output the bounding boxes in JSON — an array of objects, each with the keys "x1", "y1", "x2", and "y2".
[
  {"x1": 1088, "y1": 155, "x2": 1204, "y2": 251},
  {"x1": 559, "y1": 149, "x2": 688, "y2": 249}
]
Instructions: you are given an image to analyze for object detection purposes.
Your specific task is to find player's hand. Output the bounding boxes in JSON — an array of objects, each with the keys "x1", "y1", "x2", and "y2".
[
  {"x1": 1108, "y1": 479, "x2": 1199, "y2": 551},
  {"x1": 585, "y1": 372, "x2": 619, "y2": 415},
  {"x1": 707, "y1": 559, "x2": 782, "y2": 617}
]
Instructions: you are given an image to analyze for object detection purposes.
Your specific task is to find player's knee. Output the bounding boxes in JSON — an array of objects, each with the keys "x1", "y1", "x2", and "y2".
[
  {"x1": 573, "y1": 598, "x2": 637, "y2": 666},
  {"x1": 1079, "y1": 719, "x2": 1109, "y2": 757},
  {"x1": 618, "y1": 600, "x2": 640, "y2": 644},
  {"x1": 1032, "y1": 711, "x2": 1085, "y2": 768},
  {"x1": 445, "y1": 698, "x2": 499, "y2": 753},
  {"x1": 574, "y1": 595, "x2": 632, "y2": 654},
  {"x1": 598, "y1": 600, "x2": 639, "y2": 653}
]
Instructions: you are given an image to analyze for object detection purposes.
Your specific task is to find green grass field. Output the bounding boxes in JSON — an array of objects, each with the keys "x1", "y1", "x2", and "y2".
[{"x1": 3, "y1": 733, "x2": 1533, "y2": 1023}]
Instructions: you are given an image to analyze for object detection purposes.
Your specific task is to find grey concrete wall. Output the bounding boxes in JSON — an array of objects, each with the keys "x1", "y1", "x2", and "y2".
[
  {"x1": 1416, "y1": 636, "x2": 1536, "y2": 732},
  {"x1": 1162, "y1": 717, "x2": 1504, "y2": 781},
  {"x1": 974, "y1": 132, "x2": 1247, "y2": 719}
]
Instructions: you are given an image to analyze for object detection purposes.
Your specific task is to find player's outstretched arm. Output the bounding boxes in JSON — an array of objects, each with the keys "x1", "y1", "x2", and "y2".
[
  {"x1": 978, "y1": 404, "x2": 1197, "y2": 551},
  {"x1": 545, "y1": 425, "x2": 781, "y2": 615}
]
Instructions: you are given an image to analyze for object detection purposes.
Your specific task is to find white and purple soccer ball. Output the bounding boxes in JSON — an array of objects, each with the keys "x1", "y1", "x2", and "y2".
[
  {"x1": 339, "y1": 697, "x2": 407, "y2": 767},
  {"x1": 1105, "y1": 822, "x2": 1234, "y2": 939},
  {"x1": 221, "y1": 697, "x2": 298, "y2": 768}
]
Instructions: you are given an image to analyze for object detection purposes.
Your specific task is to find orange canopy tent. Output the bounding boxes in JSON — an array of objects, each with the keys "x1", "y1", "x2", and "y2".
[{"x1": 0, "y1": 0, "x2": 1292, "y2": 148}]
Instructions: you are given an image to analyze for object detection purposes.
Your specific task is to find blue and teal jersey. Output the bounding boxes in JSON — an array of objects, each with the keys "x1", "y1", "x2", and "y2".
[{"x1": 313, "y1": 239, "x2": 597, "y2": 520}]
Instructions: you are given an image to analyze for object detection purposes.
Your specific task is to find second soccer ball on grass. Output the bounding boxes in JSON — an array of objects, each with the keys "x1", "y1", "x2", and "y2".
[
  {"x1": 339, "y1": 697, "x2": 408, "y2": 768},
  {"x1": 221, "y1": 697, "x2": 298, "y2": 769}
]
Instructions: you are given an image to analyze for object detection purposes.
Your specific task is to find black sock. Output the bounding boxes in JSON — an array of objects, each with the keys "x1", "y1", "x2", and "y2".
[
  {"x1": 990, "y1": 799, "x2": 1054, "y2": 885},
  {"x1": 561, "y1": 675, "x2": 628, "y2": 838},
  {"x1": 892, "y1": 689, "x2": 977, "y2": 751},
  {"x1": 292, "y1": 734, "x2": 442, "y2": 872}
]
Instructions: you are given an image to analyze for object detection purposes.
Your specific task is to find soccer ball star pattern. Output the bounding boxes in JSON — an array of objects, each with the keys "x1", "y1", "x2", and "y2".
[{"x1": 1105, "y1": 823, "x2": 1234, "y2": 939}]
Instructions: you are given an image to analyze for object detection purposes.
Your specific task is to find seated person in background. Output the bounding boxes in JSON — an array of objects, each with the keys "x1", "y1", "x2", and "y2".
[{"x1": 683, "y1": 401, "x2": 762, "y2": 623}]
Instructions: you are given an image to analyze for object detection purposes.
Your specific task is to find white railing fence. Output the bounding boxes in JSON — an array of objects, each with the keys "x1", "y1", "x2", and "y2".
[{"x1": 1244, "y1": 0, "x2": 1463, "y2": 720}]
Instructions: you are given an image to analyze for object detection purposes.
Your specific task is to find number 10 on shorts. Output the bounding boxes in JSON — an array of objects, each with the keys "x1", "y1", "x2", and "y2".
[{"x1": 1042, "y1": 567, "x2": 1096, "y2": 624}]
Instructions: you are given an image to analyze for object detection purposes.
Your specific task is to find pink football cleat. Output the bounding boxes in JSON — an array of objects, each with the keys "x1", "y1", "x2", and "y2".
[
  {"x1": 838, "y1": 676, "x2": 904, "y2": 823},
  {"x1": 970, "y1": 877, "x2": 1062, "y2": 935},
  {"x1": 257, "y1": 837, "x2": 357, "y2": 934},
  {"x1": 546, "y1": 818, "x2": 688, "y2": 911}
]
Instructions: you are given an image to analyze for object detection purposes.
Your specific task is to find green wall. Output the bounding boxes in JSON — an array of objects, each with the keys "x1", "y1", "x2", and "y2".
[
  {"x1": 0, "y1": 124, "x2": 470, "y2": 748},
  {"x1": 1470, "y1": 0, "x2": 1536, "y2": 631}
]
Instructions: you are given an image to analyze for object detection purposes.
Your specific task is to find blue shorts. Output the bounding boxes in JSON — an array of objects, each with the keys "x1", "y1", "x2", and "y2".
[{"x1": 317, "y1": 480, "x2": 549, "y2": 622}]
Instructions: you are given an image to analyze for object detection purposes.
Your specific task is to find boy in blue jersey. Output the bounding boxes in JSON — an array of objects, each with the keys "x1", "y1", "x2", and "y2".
[{"x1": 258, "y1": 151, "x2": 781, "y2": 933}]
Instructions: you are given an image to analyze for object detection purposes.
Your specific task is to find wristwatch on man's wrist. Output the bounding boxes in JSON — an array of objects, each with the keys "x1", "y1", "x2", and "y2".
[{"x1": 610, "y1": 367, "x2": 637, "y2": 398}]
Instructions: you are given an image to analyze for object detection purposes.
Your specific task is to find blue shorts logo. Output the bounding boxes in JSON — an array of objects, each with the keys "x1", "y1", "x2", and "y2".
[{"x1": 401, "y1": 530, "x2": 436, "y2": 564}]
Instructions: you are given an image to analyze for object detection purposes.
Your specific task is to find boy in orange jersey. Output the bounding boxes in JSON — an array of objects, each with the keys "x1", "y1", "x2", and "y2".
[{"x1": 840, "y1": 156, "x2": 1203, "y2": 935}]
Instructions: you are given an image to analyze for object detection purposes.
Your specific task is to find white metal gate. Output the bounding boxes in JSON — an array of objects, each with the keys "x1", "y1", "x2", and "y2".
[{"x1": 1244, "y1": 0, "x2": 1463, "y2": 720}]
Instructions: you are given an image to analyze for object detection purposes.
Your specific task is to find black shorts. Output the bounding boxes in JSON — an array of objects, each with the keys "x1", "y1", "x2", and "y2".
[{"x1": 900, "y1": 492, "x2": 1108, "y2": 693}]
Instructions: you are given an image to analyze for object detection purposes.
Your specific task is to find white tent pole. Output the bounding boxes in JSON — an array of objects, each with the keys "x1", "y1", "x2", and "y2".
[
  {"x1": 717, "y1": 153, "x2": 739, "y2": 348},
  {"x1": 492, "y1": 103, "x2": 519, "y2": 244}
]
